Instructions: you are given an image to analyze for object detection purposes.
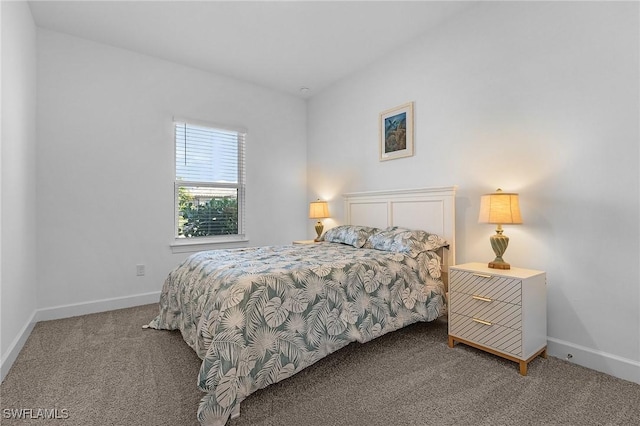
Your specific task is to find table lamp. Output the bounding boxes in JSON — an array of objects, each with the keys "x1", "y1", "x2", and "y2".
[
  {"x1": 309, "y1": 200, "x2": 329, "y2": 242},
  {"x1": 478, "y1": 188, "x2": 522, "y2": 270}
]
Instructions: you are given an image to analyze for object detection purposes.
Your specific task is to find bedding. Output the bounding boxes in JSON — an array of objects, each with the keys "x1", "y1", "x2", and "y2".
[
  {"x1": 147, "y1": 241, "x2": 447, "y2": 426},
  {"x1": 366, "y1": 226, "x2": 449, "y2": 257},
  {"x1": 320, "y1": 224, "x2": 379, "y2": 247}
]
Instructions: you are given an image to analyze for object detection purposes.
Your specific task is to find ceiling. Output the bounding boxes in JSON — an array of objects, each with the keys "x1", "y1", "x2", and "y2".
[{"x1": 28, "y1": 1, "x2": 474, "y2": 98}]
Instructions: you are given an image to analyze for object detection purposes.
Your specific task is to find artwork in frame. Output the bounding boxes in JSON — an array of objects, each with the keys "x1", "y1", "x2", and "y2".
[{"x1": 379, "y1": 102, "x2": 414, "y2": 161}]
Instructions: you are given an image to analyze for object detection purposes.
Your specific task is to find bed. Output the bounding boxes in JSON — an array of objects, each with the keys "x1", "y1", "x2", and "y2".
[{"x1": 147, "y1": 186, "x2": 456, "y2": 425}]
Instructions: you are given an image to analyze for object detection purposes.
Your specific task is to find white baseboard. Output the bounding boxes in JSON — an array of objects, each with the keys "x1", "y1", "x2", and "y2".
[
  {"x1": 547, "y1": 337, "x2": 640, "y2": 385},
  {"x1": 35, "y1": 291, "x2": 161, "y2": 322},
  {"x1": 0, "y1": 311, "x2": 37, "y2": 383},
  {"x1": 0, "y1": 291, "x2": 161, "y2": 382}
]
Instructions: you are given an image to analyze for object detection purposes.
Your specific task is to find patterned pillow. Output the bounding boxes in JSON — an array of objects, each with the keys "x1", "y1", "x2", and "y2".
[
  {"x1": 366, "y1": 226, "x2": 448, "y2": 258},
  {"x1": 321, "y1": 225, "x2": 380, "y2": 248}
]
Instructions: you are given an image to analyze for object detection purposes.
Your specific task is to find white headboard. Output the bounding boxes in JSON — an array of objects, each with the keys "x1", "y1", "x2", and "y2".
[{"x1": 343, "y1": 186, "x2": 457, "y2": 270}]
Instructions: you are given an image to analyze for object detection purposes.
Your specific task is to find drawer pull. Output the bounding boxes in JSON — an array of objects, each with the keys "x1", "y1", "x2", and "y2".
[
  {"x1": 472, "y1": 318, "x2": 492, "y2": 326},
  {"x1": 472, "y1": 273, "x2": 493, "y2": 279},
  {"x1": 472, "y1": 295, "x2": 493, "y2": 302}
]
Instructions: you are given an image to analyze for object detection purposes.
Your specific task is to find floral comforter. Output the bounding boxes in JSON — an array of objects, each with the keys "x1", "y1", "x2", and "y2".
[{"x1": 147, "y1": 242, "x2": 446, "y2": 425}]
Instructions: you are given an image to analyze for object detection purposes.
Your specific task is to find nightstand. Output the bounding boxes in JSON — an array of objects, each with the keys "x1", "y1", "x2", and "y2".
[
  {"x1": 292, "y1": 240, "x2": 317, "y2": 245},
  {"x1": 448, "y1": 262, "x2": 547, "y2": 375}
]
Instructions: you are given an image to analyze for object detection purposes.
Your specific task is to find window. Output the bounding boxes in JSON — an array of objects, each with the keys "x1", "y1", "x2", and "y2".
[{"x1": 174, "y1": 119, "x2": 246, "y2": 242}]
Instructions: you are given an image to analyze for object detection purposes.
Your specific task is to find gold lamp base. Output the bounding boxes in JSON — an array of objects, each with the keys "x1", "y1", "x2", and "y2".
[
  {"x1": 488, "y1": 260, "x2": 511, "y2": 270},
  {"x1": 314, "y1": 221, "x2": 324, "y2": 242},
  {"x1": 488, "y1": 226, "x2": 511, "y2": 270}
]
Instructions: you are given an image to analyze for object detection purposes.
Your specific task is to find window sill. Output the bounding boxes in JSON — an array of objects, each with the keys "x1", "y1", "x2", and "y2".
[{"x1": 170, "y1": 236, "x2": 249, "y2": 254}]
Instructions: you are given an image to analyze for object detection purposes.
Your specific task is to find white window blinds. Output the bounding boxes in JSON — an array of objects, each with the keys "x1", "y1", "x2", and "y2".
[{"x1": 174, "y1": 120, "x2": 246, "y2": 239}]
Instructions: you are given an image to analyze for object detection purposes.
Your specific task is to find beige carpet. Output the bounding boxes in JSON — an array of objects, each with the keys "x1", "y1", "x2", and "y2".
[{"x1": 1, "y1": 304, "x2": 639, "y2": 425}]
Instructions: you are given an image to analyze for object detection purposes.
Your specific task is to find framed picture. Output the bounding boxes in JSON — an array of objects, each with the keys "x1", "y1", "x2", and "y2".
[{"x1": 379, "y1": 102, "x2": 414, "y2": 161}]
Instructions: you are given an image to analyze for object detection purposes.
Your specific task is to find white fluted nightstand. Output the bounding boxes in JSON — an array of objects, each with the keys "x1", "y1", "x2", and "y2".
[
  {"x1": 292, "y1": 240, "x2": 317, "y2": 245},
  {"x1": 447, "y1": 262, "x2": 547, "y2": 375}
]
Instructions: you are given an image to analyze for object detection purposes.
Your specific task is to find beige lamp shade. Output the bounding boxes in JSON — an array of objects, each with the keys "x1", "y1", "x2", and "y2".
[
  {"x1": 309, "y1": 201, "x2": 330, "y2": 219},
  {"x1": 478, "y1": 190, "x2": 523, "y2": 224}
]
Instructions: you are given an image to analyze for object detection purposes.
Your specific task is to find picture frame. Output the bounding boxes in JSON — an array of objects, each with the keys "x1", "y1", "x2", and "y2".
[{"x1": 379, "y1": 101, "x2": 414, "y2": 161}]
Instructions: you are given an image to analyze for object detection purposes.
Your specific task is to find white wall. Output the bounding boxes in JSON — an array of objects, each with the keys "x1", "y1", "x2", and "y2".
[
  {"x1": 307, "y1": 2, "x2": 639, "y2": 382},
  {"x1": 0, "y1": 1, "x2": 38, "y2": 380},
  {"x1": 36, "y1": 30, "x2": 307, "y2": 310}
]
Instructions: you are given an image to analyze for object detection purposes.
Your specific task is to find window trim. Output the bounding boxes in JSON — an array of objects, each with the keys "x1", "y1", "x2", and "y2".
[
  {"x1": 170, "y1": 235, "x2": 249, "y2": 254},
  {"x1": 173, "y1": 116, "x2": 247, "y2": 135},
  {"x1": 172, "y1": 117, "x2": 247, "y2": 249}
]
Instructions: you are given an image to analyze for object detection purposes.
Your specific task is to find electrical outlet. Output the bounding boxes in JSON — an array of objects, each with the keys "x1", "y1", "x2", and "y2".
[{"x1": 136, "y1": 264, "x2": 145, "y2": 276}]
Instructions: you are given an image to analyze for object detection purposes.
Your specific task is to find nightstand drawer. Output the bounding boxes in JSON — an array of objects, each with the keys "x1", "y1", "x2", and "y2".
[
  {"x1": 449, "y1": 291, "x2": 522, "y2": 330},
  {"x1": 449, "y1": 269, "x2": 522, "y2": 305},
  {"x1": 449, "y1": 312, "x2": 522, "y2": 357}
]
